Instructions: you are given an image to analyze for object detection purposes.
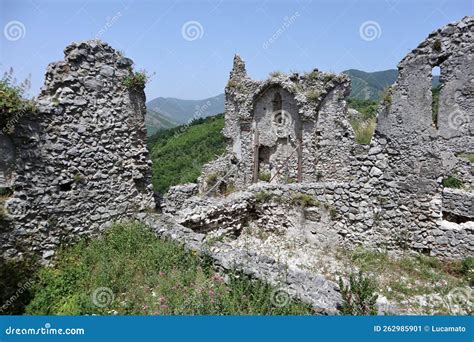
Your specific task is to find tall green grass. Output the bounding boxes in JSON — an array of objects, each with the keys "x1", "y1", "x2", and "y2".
[{"x1": 26, "y1": 223, "x2": 312, "y2": 315}]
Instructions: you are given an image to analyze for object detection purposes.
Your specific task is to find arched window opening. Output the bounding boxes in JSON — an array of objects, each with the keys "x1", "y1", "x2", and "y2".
[{"x1": 432, "y1": 66, "x2": 441, "y2": 129}]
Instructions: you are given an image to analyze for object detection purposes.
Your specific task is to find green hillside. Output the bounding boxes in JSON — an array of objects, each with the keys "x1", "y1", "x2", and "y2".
[
  {"x1": 149, "y1": 114, "x2": 226, "y2": 194},
  {"x1": 343, "y1": 69, "x2": 398, "y2": 101},
  {"x1": 145, "y1": 109, "x2": 178, "y2": 136}
]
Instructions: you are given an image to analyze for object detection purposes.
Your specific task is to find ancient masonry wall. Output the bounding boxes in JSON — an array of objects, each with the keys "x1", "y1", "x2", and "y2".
[
  {"x1": 198, "y1": 55, "x2": 356, "y2": 192},
  {"x1": 169, "y1": 16, "x2": 473, "y2": 259},
  {"x1": 0, "y1": 41, "x2": 155, "y2": 260}
]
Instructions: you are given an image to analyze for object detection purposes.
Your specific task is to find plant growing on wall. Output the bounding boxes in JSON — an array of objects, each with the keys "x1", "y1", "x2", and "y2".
[
  {"x1": 442, "y1": 175, "x2": 463, "y2": 189},
  {"x1": 0, "y1": 68, "x2": 36, "y2": 133},
  {"x1": 123, "y1": 70, "x2": 152, "y2": 90}
]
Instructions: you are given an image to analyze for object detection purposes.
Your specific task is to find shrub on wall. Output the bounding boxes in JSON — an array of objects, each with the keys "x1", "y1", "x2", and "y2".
[
  {"x1": 123, "y1": 70, "x2": 151, "y2": 90},
  {"x1": 0, "y1": 68, "x2": 36, "y2": 133}
]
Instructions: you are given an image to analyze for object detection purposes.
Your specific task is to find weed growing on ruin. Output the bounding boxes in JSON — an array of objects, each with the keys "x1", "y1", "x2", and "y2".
[
  {"x1": 381, "y1": 86, "x2": 392, "y2": 107},
  {"x1": 338, "y1": 271, "x2": 378, "y2": 315},
  {"x1": 26, "y1": 223, "x2": 313, "y2": 315},
  {"x1": 206, "y1": 172, "x2": 219, "y2": 187},
  {"x1": 304, "y1": 70, "x2": 319, "y2": 82},
  {"x1": 337, "y1": 247, "x2": 469, "y2": 309},
  {"x1": 458, "y1": 153, "x2": 474, "y2": 163},
  {"x1": 348, "y1": 98, "x2": 378, "y2": 145},
  {"x1": 442, "y1": 175, "x2": 463, "y2": 189},
  {"x1": 258, "y1": 171, "x2": 271, "y2": 182},
  {"x1": 433, "y1": 39, "x2": 442, "y2": 52},
  {"x1": 290, "y1": 192, "x2": 319, "y2": 208},
  {"x1": 123, "y1": 70, "x2": 150, "y2": 90},
  {"x1": 351, "y1": 118, "x2": 376, "y2": 145},
  {"x1": 0, "y1": 68, "x2": 36, "y2": 133},
  {"x1": 305, "y1": 89, "x2": 320, "y2": 102},
  {"x1": 269, "y1": 71, "x2": 283, "y2": 78},
  {"x1": 255, "y1": 191, "x2": 274, "y2": 203}
]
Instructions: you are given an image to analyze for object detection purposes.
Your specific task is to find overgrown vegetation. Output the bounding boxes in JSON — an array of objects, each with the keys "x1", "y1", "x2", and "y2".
[
  {"x1": 337, "y1": 247, "x2": 471, "y2": 309},
  {"x1": 258, "y1": 171, "x2": 271, "y2": 182},
  {"x1": 0, "y1": 68, "x2": 36, "y2": 133},
  {"x1": 381, "y1": 86, "x2": 392, "y2": 106},
  {"x1": 442, "y1": 175, "x2": 463, "y2": 189},
  {"x1": 0, "y1": 258, "x2": 39, "y2": 315},
  {"x1": 348, "y1": 98, "x2": 378, "y2": 145},
  {"x1": 290, "y1": 192, "x2": 319, "y2": 208},
  {"x1": 350, "y1": 118, "x2": 376, "y2": 145},
  {"x1": 149, "y1": 114, "x2": 226, "y2": 194},
  {"x1": 305, "y1": 89, "x2": 320, "y2": 102},
  {"x1": 26, "y1": 223, "x2": 312, "y2": 315},
  {"x1": 338, "y1": 271, "x2": 378, "y2": 315},
  {"x1": 458, "y1": 153, "x2": 474, "y2": 163},
  {"x1": 123, "y1": 70, "x2": 151, "y2": 90}
]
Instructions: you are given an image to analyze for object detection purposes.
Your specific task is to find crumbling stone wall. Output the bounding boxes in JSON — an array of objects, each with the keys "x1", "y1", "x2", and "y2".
[
  {"x1": 200, "y1": 55, "x2": 356, "y2": 192},
  {"x1": 373, "y1": 16, "x2": 473, "y2": 256},
  {"x1": 0, "y1": 40, "x2": 155, "y2": 260},
  {"x1": 169, "y1": 16, "x2": 473, "y2": 259}
]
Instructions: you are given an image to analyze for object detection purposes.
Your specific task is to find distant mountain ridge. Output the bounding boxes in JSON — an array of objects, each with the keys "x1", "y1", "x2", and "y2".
[
  {"x1": 146, "y1": 94, "x2": 225, "y2": 125},
  {"x1": 343, "y1": 69, "x2": 398, "y2": 101},
  {"x1": 343, "y1": 69, "x2": 440, "y2": 101},
  {"x1": 144, "y1": 69, "x2": 439, "y2": 134}
]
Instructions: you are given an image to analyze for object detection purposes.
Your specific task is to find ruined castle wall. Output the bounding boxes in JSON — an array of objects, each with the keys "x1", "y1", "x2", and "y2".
[
  {"x1": 170, "y1": 17, "x2": 473, "y2": 260},
  {"x1": 372, "y1": 16, "x2": 473, "y2": 257},
  {"x1": 0, "y1": 41, "x2": 155, "y2": 260},
  {"x1": 313, "y1": 85, "x2": 355, "y2": 182}
]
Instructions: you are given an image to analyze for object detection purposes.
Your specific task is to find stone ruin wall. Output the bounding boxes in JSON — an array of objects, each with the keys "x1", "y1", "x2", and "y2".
[
  {"x1": 170, "y1": 16, "x2": 473, "y2": 259},
  {"x1": 0, "y1": 41, "x2": 155, "y2": 260},
  {"x1": 199, "y1": 55, "x2": 356, "y2": 193}
]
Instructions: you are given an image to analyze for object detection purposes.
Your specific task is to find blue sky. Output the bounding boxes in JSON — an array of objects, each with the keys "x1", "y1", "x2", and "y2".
[{"x1": 0, "y1": 0, "x2": 471, "y2": 100}]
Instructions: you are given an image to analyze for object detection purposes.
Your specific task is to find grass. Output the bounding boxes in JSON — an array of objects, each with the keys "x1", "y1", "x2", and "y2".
[
  {"x1": 258, "y1": 171, "x2": 271, "y2": 182},
  {"x1": 26, "y1": 223, "x2": 313, "y2": 315},
  {"x1": 347, "y1": 98, "x2": 378, "y2": 145},
  {"x1": 458, "y1": 153, "x2": 474, "y2": 163},
  {"x1": 305, "y1": 89, "x2": 320, "y2": 102},
  {"x1": 442, "y1": 175, "x2": 463, "y2": 189},
  {"x1": 338, "y1": 247, "x2": 470, "y2": 307},
  {"x1": 351, "y1": 118, "x2": 376, "y2": 145},
  {"x1": 290, "y1": 192, "x2": 319, "y2": 208}
]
